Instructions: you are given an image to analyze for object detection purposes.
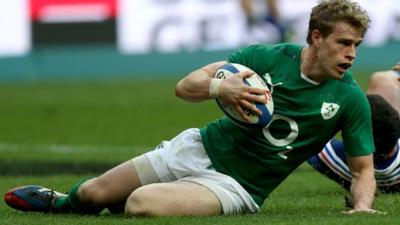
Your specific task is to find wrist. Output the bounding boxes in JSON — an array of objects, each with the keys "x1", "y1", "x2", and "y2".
[{"x1": 209, "y1": 78, "x2": 223, "y2": 98}]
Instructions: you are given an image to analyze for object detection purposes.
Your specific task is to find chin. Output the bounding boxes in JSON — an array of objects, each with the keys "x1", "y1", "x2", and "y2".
[{"x1": 332, "y1": 70, "x2": 345, "y2": 80}]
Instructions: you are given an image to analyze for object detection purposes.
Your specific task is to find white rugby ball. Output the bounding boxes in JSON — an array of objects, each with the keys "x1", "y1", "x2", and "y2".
[{"x1": 214, "y1": 63, "x2": 274, "y2": 129}]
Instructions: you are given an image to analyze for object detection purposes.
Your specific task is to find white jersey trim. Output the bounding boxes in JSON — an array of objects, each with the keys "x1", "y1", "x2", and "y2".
[{"x1": 300, "y1": 73, "x2": 320, "y2": 85}]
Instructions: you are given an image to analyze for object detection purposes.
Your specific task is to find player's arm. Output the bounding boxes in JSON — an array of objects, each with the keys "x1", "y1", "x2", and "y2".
[
  {"x1": 175, "y1": 61, "x2": 268, "y2": 119},
  {"x1": 175, "y1": 61, "x2": 226, "y2": 102},
  {"x1": 344, "y1": 154, "x2": 378, "y2": 214}
]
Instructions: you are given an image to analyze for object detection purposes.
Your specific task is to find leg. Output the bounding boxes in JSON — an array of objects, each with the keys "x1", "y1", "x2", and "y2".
[
  {"x1": 125, "y1": 181, "x2": 222, "y2": 216},
  {"x1": 76, "y1": 157, "x2": 148, "y2": 209},
  {"x1": 5, "y1": 128, "x2": 257, "y2": 215},
  {"x1": 367, "y1": 70, "x2": 400, "y2": 113},
  {"x1": 307, "y1": 154, "x2": 351, "y2": 191},
  {"x1": 4, "y1": 155, "x2": 158, "y2": 214},
  {"x1": 123, "y1": 128, "x2": 259, "y2": 216}
]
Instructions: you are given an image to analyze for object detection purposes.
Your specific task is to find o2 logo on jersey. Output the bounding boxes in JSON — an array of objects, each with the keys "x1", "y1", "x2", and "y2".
[{"x1": 262, "y1": 114, "x2": 299, "y2": 147}]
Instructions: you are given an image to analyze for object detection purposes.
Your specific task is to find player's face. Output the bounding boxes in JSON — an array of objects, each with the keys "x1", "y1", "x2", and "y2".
[{"x1": 316, "y1": 22, "x2": 363, "y2": 80}]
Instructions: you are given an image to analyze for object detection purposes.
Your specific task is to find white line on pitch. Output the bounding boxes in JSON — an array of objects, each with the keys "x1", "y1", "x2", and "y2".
[{"x1": 0, "y1": 142, "x2": 152, "y2": 153}]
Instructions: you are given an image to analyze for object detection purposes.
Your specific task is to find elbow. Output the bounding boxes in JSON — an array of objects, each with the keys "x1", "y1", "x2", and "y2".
[
  {"x1": 175, "y1": 79, "x2": 193, "y2": 101},
  {"x1": 175, "y1": 80, "x2": 185, "y2": 99},
  {"x1": 174, "y1": 82, "x2": 204, "y2": 103}
]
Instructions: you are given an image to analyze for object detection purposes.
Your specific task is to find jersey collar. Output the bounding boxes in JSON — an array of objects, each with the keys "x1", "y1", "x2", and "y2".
[{"x1": 301, "y1": 73, "x2": 320, "y2": 85}]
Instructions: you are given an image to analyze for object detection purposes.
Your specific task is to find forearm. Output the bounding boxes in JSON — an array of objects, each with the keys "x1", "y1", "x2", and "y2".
[
  {"x1": 350, "y1": 171, "x2": 376, "y2": 210},
  {"x1": 175, "y1": 61, "x2": 225, "y2": 102},
  {"x1": 175, "y1": 68, "x2": 214, "y2": 102}
]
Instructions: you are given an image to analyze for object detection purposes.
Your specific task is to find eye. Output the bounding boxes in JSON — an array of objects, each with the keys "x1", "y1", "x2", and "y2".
[{"x1": 338, "y1": 40, "x2": 351, "y2": 46}]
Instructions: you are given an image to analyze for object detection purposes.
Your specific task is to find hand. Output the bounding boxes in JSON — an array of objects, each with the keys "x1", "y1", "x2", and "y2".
[
  {"x1": 341, "y1": 208, "x2": 387, "y2": 215},
  {"x1": 218, "y1": 71, "x2": 269, "y2": 121}
]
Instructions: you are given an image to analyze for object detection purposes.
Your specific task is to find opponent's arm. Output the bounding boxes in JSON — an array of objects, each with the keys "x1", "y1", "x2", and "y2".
[
  {"x1": 344, "y1": 154, "x2": 378, "y2": 214},
  {"x1": 175, "y1": 61, "x2": 268, "y2": 120}
]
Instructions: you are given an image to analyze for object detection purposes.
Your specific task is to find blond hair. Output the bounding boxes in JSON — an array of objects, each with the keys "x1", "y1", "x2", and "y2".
[{"x1": 306, "y1": 0, "x2": 370, "y2": 44}]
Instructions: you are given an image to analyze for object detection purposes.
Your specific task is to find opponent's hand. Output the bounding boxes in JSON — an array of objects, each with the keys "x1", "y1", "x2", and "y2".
[
  {"x1": 341, "y1": 208, "x2": 387, "y2": 215},
  {"x1": 218, "y1": 70, "x2": 268, "y2": 121}
]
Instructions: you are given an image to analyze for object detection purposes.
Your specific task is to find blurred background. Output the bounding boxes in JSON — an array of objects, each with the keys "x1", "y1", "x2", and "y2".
[
  {"x1": 1, "y1": 2, "x2": 400, "y2": 222},
  {"x1": 0, "y1": 0, "x2": 399, "y2": 82},
  {"x1": 0, "y1": 0, "x2": 399, "y2": 174}
]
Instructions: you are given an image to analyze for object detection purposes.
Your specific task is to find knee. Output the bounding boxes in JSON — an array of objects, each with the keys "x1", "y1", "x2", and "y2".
[
  {"x1": 77, "y1": 178, "x2": 108, "y2": 205},
  {"x1": 124, "y1": 186, "x2": 161, "y2": 217}
]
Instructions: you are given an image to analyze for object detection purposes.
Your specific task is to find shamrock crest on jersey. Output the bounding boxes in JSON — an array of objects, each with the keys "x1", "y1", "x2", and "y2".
[{"x1": 321, "y1": 102, "x2": 340, "y2": 120}]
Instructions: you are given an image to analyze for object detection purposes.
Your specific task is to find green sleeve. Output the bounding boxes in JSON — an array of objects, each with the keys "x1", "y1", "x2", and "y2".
[
  {"x1": 227, "y1": 44, "x2": 273, "y2": 70},
  {"x1": 226, "y1": 44, "x2": 302, "y2": 77},
  {"x1": 227, "y1": 46, "x2": 250, "y2": 64},
  {"x1": 342, "y1": 89, "x2": 375, "y2": 157}
]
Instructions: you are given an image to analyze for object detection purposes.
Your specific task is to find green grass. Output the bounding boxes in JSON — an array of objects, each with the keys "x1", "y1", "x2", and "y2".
[
  {"x1": 1, "y1": 75, "x2": 399, "y2": 225},
  {"x1": 2, "y1": 167, "x2": 399, "y2": 225},
  {"x1": 0, "y1": 79, "x2": 221, "y2": 146}
]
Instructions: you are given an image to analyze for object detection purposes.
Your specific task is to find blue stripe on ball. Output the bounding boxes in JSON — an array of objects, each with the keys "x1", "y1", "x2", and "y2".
[
  {"x1": 221, "y1": 64, "x2": 240, "y2": 74},
  {"x1": 256, "y1": 103, "x2": 272, "y2": 127},
  {"x1": 215, "y1": 63, "x2": 272, "y2": 129},
  {"x1": 216, "y1": 99, "x2": 271, "y2": 129}
]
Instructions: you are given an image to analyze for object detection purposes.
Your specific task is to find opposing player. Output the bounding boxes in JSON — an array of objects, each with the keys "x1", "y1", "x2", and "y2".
[
  {"x1": 308, "y1": 63, "x2": 400, "y2": 193},
  {"x1": 240, "y1": 0, "x2": 286, "y2": 43},
  {"x1": 4, "y1": 0, "x2": 379, "y2": 216}
]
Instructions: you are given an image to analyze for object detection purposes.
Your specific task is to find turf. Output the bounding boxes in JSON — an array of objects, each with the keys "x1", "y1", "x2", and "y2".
[{"x1": 1, "y1": 75, "x2": 399, "y2": 225}]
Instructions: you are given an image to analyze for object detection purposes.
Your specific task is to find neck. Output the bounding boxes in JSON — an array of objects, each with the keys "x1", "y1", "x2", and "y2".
[{"x1": 300, "y1": 46, "x2": 326, "y2": 83}]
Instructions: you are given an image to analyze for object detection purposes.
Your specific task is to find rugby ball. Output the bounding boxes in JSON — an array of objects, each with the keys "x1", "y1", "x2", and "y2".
[{"x1": 214, "y1": 63, "x2": 274, "y2": 129}]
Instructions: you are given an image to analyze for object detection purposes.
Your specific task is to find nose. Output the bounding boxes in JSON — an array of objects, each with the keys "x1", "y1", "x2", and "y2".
[{"x1": 346, "y1": 45, "x2": 356, "y2": 61}]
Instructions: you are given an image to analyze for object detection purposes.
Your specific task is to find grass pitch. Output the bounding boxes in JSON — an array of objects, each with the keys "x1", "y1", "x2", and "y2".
[{"x1": 1, "y1": 75, "x2": 398, "y2": 225}]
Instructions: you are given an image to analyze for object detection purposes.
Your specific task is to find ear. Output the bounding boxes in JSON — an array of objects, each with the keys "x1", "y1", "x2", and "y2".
[{"x1": 311, "y1": 30, "x2": 321, "y2": 47}]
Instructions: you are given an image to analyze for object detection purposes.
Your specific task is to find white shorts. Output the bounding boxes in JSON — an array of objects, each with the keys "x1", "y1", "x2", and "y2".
[{"x1": 131, "y1": 128, "x2": 259, "y2": 214}]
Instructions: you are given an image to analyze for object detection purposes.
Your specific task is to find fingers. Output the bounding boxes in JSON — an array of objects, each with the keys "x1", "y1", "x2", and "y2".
[
  {"x1": 219, "y1": 71, "x2": 270, "y2": 121},
  {"x1": 242, "y1": 87, "x2": 268, "y2": 103},
  {"x1": 237, "y1": 71, "x2": 268, "y2": 97},
  {"x1": 247, "y1": 86, "x2": 268, "y2": 96},
  {"x1": 240, "y1": 99, "x2": 262, "y2": 115},
  {"x1": 236, "y1": 105, "x2": 251, "y2": 122},
  {"x1": 238, "y1": 70, "x2": 256, "y2": 79},
  {"x1": 233, "y1": 91, "x2": 268, "y2": 121},
  {"x1": 234, "y1": 101, "x2": 260, "y2": 122},
  {"x1": 341, "y1": 208, "x2": 387, "y2": 215}
]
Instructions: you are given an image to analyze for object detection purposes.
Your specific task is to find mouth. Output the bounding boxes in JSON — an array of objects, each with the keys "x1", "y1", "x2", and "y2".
[{"x1": 337, "y1": 63, "x2": 352, "y2": 72}]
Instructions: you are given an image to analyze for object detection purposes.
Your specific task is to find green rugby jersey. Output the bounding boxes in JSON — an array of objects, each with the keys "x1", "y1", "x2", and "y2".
[{"x1": 200, "y1": 43, "x2": 375, "y2": 206}]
